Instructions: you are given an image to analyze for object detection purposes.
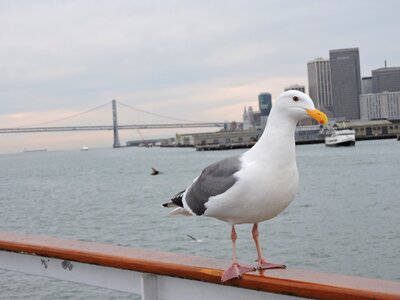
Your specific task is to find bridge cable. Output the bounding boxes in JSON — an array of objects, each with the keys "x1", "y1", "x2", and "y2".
[
  {"x1": 16, "y1": 101, "x2": 111, "y2": 128},
  {"x1": 117, "y1": 101, "x2": 200, "y2": 123}
]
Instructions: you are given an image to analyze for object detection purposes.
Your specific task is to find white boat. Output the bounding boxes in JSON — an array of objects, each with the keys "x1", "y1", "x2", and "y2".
[
  {"x1": 80, "y1": 146, "x2": 89, "y2": 151},
  {"x1": 325, "y1": 129, "x2": 356, "y2": 147}
]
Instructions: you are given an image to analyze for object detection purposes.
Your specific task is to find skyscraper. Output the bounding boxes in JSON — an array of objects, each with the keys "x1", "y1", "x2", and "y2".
[
  {"x1": 284, "y1": 84, "x2": 305, "y2": 93},
  {"x1": 372, "y1": 67, "x2": 400, "y2": 93},
  {"x1": 258, "y1": 93, "x2": 272, "y2": 128},
  {"x1": 329, "y1": 48, "x2": 362, "y2": 120},
  {"x1": 307, "y1": 58, "x2": 333, "y2": 116},
  {"x1": 361, "y1": 76, "x2": 373, "y2": 94},
  {"x1": 258, "y1": 93, "x2": 272, "y2": 116}
]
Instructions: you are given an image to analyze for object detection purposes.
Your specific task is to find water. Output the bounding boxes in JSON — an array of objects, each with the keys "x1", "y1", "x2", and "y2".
[{"x1": 0, "y1": 140, "x2": 399, "y2": 299}]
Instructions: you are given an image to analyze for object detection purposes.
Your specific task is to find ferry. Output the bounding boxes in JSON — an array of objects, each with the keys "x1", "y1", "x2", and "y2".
[{"x1": 325, "y1": 129, "x2": 356, "y2": 147}]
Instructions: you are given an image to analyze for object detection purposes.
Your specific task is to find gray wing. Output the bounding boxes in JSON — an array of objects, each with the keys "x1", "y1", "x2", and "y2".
[{"x1": 185, "y1": 155, "x2": 242, "y2": 215}]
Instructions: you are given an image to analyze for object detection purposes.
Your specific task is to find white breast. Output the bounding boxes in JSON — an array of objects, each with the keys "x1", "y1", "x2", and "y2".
[{"x1": 204, "y1": 154, "x2": 299, "y2": 225}]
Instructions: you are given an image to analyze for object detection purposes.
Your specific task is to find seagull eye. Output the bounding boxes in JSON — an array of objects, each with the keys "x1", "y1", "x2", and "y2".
[{"x1": 292, "y1": 96, "x2": 299, "y2": 102}]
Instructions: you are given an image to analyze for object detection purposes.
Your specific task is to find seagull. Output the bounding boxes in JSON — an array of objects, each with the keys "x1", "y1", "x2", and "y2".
[
  {"x1": 186, "y1": 234, "x2": 203, "y2": 243},
  {"x1": 151, "y1": 167, "x2": 161, "y2": 175},
  {"x1": 162, "y1": 90, "x2": 328, "y2": 282}
]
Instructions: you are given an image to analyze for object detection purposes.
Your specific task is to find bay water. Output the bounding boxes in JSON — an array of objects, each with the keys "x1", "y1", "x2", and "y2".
[{"x1": 0, "y1": 139, "x2": 399, "y2": 299}]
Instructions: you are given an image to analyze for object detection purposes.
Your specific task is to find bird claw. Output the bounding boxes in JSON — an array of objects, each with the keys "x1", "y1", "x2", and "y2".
[
  {"x1": 257, "y1": 261, "x2": 286, "y2": 270},
  {"x1": 221, "y1": 263, "x2": 255, "y2": 282}
]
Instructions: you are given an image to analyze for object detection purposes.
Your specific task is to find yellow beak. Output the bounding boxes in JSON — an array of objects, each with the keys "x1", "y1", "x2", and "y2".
[{"x1": 306, "y1": 108, "x2": 328, "y2": 125}]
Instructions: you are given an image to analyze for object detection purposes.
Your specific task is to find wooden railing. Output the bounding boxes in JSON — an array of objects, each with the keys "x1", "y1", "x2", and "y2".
[{"x1": 0, "y1": 231, "x2": 399, "y2": 300}]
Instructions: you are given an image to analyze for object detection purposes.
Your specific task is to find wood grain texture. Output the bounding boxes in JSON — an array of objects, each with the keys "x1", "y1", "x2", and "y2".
[{"x1": 0, "y1": 231, "x2": 399, "y2": 300}]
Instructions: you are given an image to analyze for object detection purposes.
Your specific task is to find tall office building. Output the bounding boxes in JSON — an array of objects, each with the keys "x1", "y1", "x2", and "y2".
[
  {"x1": 258, "y1": 92, "x2": 272, "y2": 128},
  {"x1": 361, "y1": 76, "x2": 373, "y2": 94},
  {"x1": 284, "y1": 84, "x2": 305, "y2": 93},
  {"x1": 307, "y1": 58, "x2": 333, "y2": 116},
  {"x1": 329, "y1": 48, "x2": 362, "y2": 120},
  {"x1": 372, "y1": 67, "x2": 400, "y2": 93},
  {"x1": 258, "y1": 93, "x2": 272, "y2": 116}
]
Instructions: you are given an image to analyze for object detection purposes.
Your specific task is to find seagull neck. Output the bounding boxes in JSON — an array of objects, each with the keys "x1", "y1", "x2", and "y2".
[{"x1": 250, "y1": 111, "x2": 297, "y2": 155}]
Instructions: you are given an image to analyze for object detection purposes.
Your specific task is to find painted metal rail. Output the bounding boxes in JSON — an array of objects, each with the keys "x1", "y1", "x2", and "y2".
[{"x1": 0, "y1": 231, "x2": 399, "y2": 300}]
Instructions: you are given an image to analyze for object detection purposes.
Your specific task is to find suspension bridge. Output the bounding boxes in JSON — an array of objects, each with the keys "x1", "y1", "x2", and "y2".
[{"x1": 0, "y1": 100, "x2": 228, "y2": 148}]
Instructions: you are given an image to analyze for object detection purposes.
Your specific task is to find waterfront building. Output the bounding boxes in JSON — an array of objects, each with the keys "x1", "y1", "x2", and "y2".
[
  {"x1": 175, "y1": 126, "x2": 330, "y2": 147},
  {"x1": 295, "y1": 125, "x2": 324, "y2": 143},
  {"x1": 337, "y1": 119, "x2": 400, "y2": 138},
  {"x1": 307, "y1": 58, "x2": 333, "y2": 116},
  {"x1": 284, "y1": 84, "x2": 305, "y2": 93},
  {"x1": 329, "y1": 48, "x2": 362, "y2": 120},
  {"x1": 372, "y1": 67, "x2": 400, "y2": 93},
  {"x1": 361, "y1": 76, "x2": 373, "y2": 94},
  {"x1": 175, "y1": 129, "x2": 260, "y2": 147},
  {"x1": 360, "y1": 91, "x2": 400, "y2": 120}
]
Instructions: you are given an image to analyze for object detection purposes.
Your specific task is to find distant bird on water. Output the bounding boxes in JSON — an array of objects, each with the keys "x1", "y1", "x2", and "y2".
[
  {"x1": 163, "y1": 90, "x2": 328, "y2": 282},
  {"x1": 151, "y1": 167, "x2": 161, "y2": 175}
]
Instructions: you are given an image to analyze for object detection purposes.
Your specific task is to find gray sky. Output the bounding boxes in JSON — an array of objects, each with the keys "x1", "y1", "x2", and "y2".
[{"x1": 1, "y1": 0, "x2": 399, "y2": 153}]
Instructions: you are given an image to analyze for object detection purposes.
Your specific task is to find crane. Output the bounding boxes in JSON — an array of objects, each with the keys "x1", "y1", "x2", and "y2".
[{"x1": 136, "y1": 130, "x2": 151, "y2": 147}]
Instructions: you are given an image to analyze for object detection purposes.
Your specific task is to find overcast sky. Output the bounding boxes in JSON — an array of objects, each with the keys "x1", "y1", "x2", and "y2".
[{"x1": 1, "y1": 0, "x2": 399, "y2": 153}]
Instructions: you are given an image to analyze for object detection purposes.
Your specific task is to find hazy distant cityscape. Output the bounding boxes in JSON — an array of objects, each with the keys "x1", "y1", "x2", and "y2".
[
  {"x1": 243, "y1": 47, "x2": 400, "y2": 131},
  {"x1": 156, "y1": 47, "x2": 400, "y2": 149}
]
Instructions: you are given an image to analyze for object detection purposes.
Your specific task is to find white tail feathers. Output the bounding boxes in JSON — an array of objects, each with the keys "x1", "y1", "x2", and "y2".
[{"x1": 169, "y1": 207, "x2": 193, "y2": 216}]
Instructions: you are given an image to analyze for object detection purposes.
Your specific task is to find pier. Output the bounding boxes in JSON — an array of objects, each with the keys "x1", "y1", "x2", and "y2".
[{"x1": 0, "y1": 231, "x2": 399, "y2": 300}]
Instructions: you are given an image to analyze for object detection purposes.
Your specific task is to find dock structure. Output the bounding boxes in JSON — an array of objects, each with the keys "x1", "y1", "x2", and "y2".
[
  {"x1": 196, "y1": 142, "x2": 256, "y2": 151},
  {"x1": 0, "y1": 231, "x2": 399, "y2": 300}
]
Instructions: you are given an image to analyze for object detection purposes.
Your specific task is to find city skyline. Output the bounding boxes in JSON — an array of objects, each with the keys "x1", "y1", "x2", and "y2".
[
  {"x1": 1, "y1": 1, "x2": 400, "y2": 153},
  {"x1": 306, "y1": 48, "x2": 400, "y2": 121}
]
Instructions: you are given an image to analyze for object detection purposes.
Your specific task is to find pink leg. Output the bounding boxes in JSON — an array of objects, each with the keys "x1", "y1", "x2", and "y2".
[
  {"x1": 252, "y1": 223, "x2": 286, "y2": 270},
  {"x1": 221, "y1": 225, "x2": 255, "y2": 282}
]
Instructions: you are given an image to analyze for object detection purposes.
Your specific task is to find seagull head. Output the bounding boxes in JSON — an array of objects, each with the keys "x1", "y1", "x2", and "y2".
[{"x1": 274, "y1": 90, "x2": 328, "y2": 125}]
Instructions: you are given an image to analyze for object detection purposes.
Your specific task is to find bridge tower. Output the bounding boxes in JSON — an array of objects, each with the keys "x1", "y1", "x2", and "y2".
[{"x1": 112, "y1": 99, "x2": 121, "y2": 148}]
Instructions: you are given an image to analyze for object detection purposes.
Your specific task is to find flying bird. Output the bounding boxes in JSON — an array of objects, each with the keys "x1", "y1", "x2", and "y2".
[
  {"x1": 163, "y1": 90, "x2": 328, "y2": 282},
  {"x1": 186, "y1": 234, "x2": 203, "y2": 243}
]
